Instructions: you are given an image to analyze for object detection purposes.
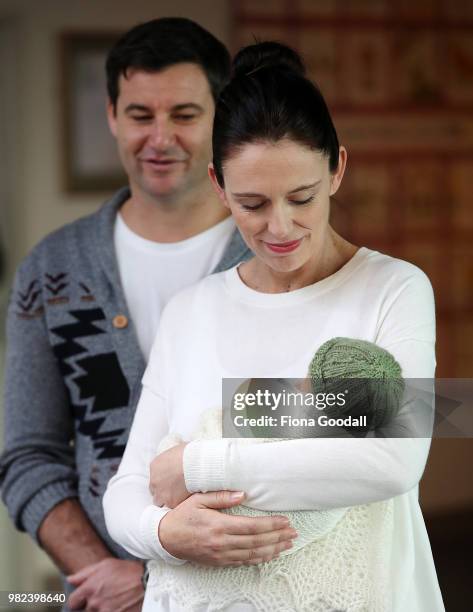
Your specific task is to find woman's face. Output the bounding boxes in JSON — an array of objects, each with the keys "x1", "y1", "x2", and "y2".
[{"x1": 209, "y1": 139, "x2": 346, "y2": 275}]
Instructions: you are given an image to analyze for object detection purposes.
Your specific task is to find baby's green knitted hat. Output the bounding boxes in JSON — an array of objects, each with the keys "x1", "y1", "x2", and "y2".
[{"x1": 309, "y1": 337, "x2": 404, "y2": 430}]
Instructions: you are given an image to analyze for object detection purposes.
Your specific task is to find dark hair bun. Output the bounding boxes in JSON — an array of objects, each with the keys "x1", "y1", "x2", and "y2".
[{"x1": 232, "y1": 41, "x2": 305, "y2": 79}]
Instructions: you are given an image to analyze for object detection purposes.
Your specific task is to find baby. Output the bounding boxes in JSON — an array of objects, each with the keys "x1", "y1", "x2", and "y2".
[{"x1": 158, "y1": 337, "x2": 404, "y2": 554}]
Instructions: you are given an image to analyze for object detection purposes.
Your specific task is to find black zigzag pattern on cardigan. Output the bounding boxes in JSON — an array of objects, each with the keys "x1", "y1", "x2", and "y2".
[
  {"x1": 51, "y1": 308, "x2": 129, "y2": 459},
  {"x1": 45, "y1": 272, "x2": 68, "y2": 296},
  {"x1": 16, "y1": 279, "x2": 41, "y2": 312}
]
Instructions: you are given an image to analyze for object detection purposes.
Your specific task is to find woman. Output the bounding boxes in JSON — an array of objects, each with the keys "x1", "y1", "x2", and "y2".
[{"x1": 103, "y1": 42, "x2": 444, "y2": 611}]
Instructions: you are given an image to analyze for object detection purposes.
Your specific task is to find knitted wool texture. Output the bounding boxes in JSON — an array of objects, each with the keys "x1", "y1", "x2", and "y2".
[
  {"x1": 149, "y1": 501, "x2": 392, "y2": 611},
  {"x1": 150, "y1": 338, "x2": 401, "y2": 610},
  {"x1": 158, "y1": 408, "x2": 347, "y2": 555},
  {"x1": 309, "y1": 337, "x2": 405, "y2": 431},
  {"x1": 152, "y1": 405, "x2": 393, "y2": 611}
]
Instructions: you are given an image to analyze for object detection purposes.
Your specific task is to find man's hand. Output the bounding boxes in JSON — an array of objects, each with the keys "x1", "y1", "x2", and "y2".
[
  {"x1": 150, "y1": 442, "x2": 189, "y2": 508},
  {"x1": 67, "y1": 559, "x2": 144, "y2": 612},
  {"x1": 159, "y1": 490, "x2": 297, "y2": 566}
]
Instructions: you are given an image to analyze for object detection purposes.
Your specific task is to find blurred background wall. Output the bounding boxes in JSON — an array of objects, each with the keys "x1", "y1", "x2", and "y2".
[{"x1": 0, "y1": 0, "x2": 471, "y2": 610}]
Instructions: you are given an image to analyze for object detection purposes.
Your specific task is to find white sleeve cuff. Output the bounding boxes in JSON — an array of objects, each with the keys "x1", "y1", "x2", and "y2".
[
  {"x1": 183, "y1": 439, "x2": 229, "y2": 493},
  {"x1": 139, "y1": 505, "x2": 187, "y2": 565}
]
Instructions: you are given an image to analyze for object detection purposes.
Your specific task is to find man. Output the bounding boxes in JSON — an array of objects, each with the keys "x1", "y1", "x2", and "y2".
[{"x1": 0, "y1": 18, "x2": 251, "y2": 611}]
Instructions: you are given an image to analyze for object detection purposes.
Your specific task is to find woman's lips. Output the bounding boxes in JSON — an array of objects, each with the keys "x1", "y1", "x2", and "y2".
[{"x1": 264, "y1": 238, "x2": 303, "y2": 254}]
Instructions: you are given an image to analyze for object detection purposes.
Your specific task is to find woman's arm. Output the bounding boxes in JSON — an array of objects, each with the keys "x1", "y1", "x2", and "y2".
[
  {"x1": 186, "y1": 436, "x2": 431, "y2": 511},
  {"x1": 183, "y1": 269, "x2": 436, "y2": 511},
  {"x1": 103, "y1": 385, "x2": 185, "y2": 563},
  {"x1": 104, "y1": 385, "x2": 297, "y2": 564},
  {"x1": 104, "y1": 313, "x2": 299, "y2": 565}
]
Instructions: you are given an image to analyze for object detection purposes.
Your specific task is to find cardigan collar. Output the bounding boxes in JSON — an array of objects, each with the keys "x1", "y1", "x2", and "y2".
[{"x1": 94, "y1": 186, "x2": 251, "y2": 297}]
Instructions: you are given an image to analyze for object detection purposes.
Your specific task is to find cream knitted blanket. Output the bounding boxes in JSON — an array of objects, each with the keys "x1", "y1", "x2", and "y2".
[{"x1": 149, "y1": 408, "x2": 393, "y2": 611}]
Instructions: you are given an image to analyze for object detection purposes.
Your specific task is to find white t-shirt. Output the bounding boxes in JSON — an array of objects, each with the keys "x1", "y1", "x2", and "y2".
[
  {"x1": 114, "y1": 212, "x2": 235, "y2": 359},
  {"x1": 103, "y1": 247, "x2": 444, "y2": 612}
]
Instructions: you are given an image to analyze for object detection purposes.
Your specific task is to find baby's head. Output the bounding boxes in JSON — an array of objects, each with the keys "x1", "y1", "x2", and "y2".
[{"x1": 308, "y1": 338, "x2": 404, "y2": 431}]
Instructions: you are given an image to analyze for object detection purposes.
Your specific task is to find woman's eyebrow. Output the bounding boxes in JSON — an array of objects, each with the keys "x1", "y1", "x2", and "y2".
[
  {"x1": 287, "y1": 180, "x2": 321, "y2": 194},
  {"x1": 232, "y1": 180, "x2": 322, "y2": 198},
  {"x1": 231, "y1": 192, "x2": 266, "y2": 198}
]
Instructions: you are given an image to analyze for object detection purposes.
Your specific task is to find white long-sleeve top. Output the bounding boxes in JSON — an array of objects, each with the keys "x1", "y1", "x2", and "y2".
[{"x1": 103, "y1": 247, "x2": 444, "y2": 611}]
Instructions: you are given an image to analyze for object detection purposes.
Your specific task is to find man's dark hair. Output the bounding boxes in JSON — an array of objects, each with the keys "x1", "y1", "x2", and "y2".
[
  {"x1": 106, "y1": 17, "x2": 231, "y2": 110},
  {"x1": 212, "y1": 41, "x2": 340, "y2": 187}
]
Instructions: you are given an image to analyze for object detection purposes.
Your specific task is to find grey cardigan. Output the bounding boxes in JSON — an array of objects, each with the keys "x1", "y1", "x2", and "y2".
[{"x1": 0, "y1": 187, "x2": 251, "y2": 558}]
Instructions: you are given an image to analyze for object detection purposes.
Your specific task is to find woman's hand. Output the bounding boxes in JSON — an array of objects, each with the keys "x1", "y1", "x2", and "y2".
[
  {"x1": 150, "y1": 443, "x2": 189, "y2": 508},
  {"x1": 158, "y1": 491, "x2": 297, "y2": 566}
]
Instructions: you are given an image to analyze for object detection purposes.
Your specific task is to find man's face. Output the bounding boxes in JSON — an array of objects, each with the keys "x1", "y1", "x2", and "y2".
[{"x1": 107, "y1": 63, "x2": 215, "y2": 202}]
